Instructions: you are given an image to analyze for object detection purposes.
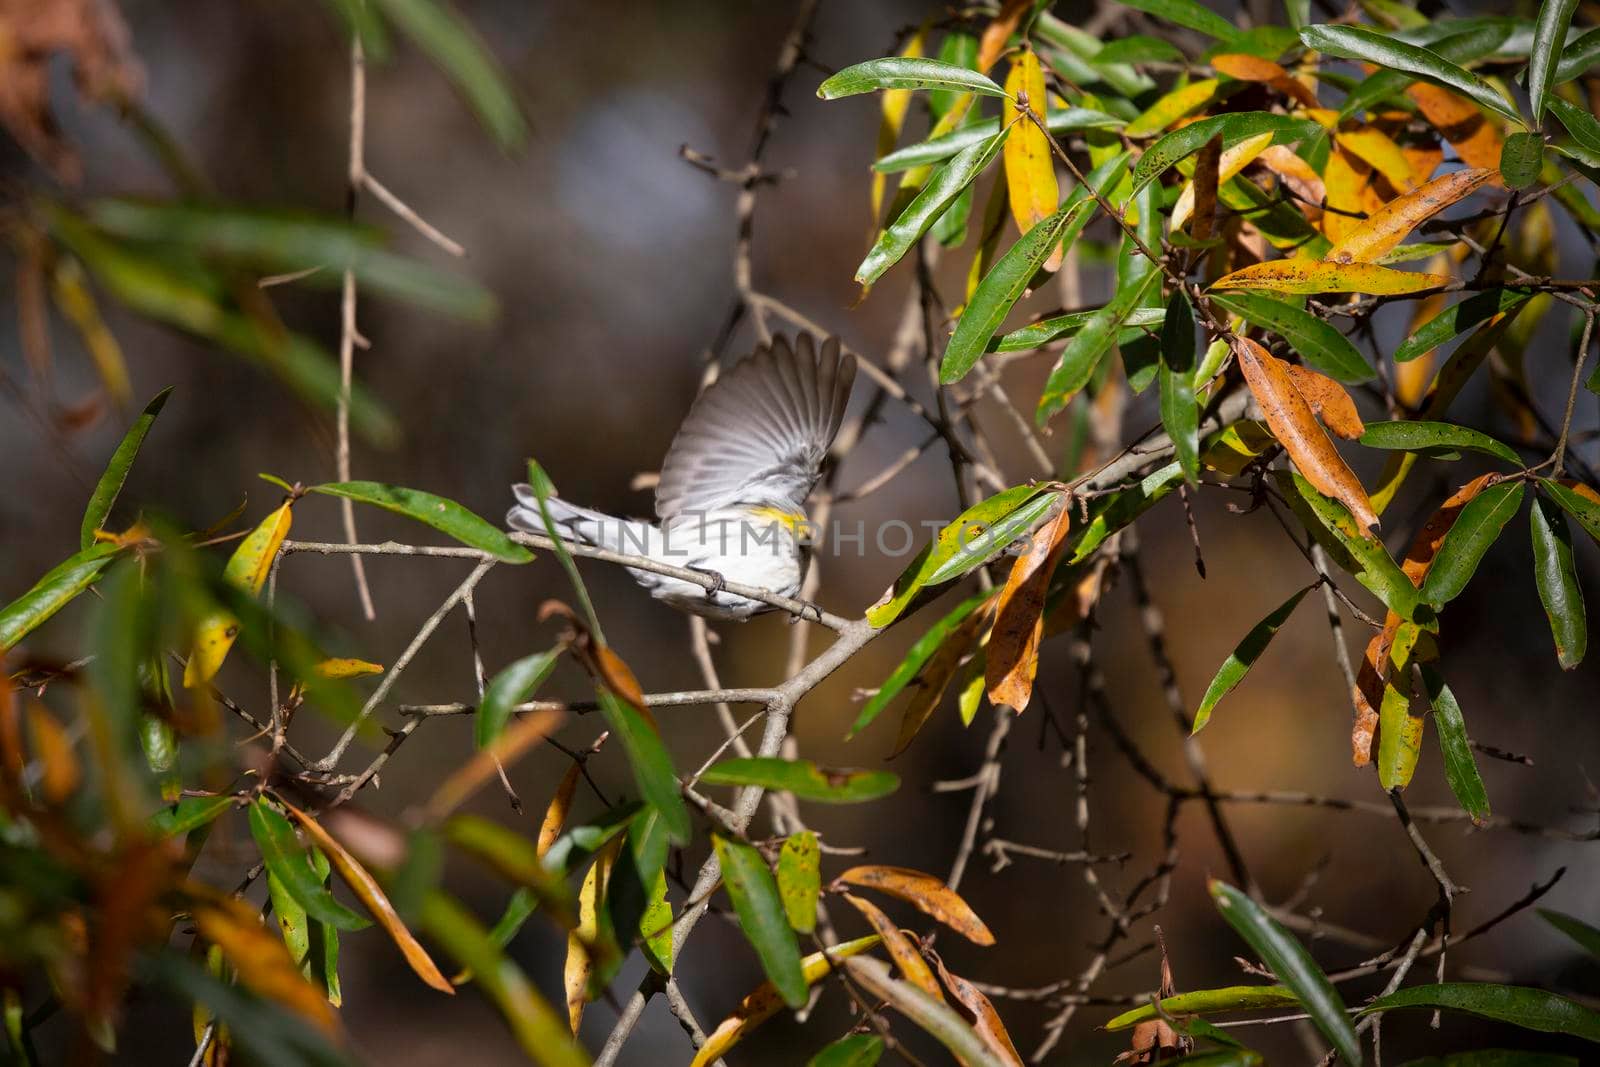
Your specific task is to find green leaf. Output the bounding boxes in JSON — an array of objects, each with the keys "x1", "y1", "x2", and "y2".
[
  {"x1": 248, "y1": 799, "x2": 370, "y2": 931},
  {"x1": 1276, "y1": 470, "x2": 1431, "y2": 626},
  {"x1": 1299, "y1": 24, "x2": 1522, "y2": 123},
  {"x1": 1069, "y1": 462, "x2": 1185, "y2": 563},
  {"x1": 417, "y1": 891, "x2": 588, "y2": 1067},
  {"x1": 866, "y1": 487, "x2": 1051, "y2": 628},
  {"x1": 1554, "y1": 25, "x2": 1600, "y2": 82},
  {"x1": 1210, "y1": 880, "x2": 1361, "y2": 1067},
  {"x1": 873, "y1": 108, "x2": 1124, "y2": 173},
  {"x1": 1117, "y1": 0, "x2": 1240, "y2": 41},
  {"x1": 594, "y1": 688, "x2": 691, "y2": 845},
  {"x1": 1037, "y1": 269, "x2": 1161, "y2": 423},
  {"x1": 778, "y1": 831, "x2": 821, "y2": 933},
  {"x1": 151, "y1": 795, "x2": 236, "y2": 838},
  {"x1": 1160, "y1": 1052, "x2": 1265, "y2": 1067},
  {"x1": 992, "y1": 307, "x2": 1165, "y2": 351},
  {"x1": 1358, "y1": 421, "x2": 1521, "y2": 464},
  {"x1": 857, "y1": 130, "x2": 1010, "y2": 286},
  {"x1": 476, "y1": 649, "x2": 561, "y2": 748},
  {"x1": 713, "y1": 834, "x2": 807, "y2": 1009},
  {"x1": 308, "y1": 481, "x2": 533, "y2": 563},
  {"x1": 1361, "y1": 983, "x2": 1600, "y2": 1042},
  {"x1": 86, "y1": 200, "x2": 494, "y2": 320},
  {"x1": 1097, "y1": 35, "x2": 1186, "y2": 64},
  {"x1": 1208, "y1": 292, "x2": 1373, "y2": 382},
  {"x1": 1160, "y1": 288, "x2": 1200, "y2": 485},
  {"x1": 638, "y1": 869, "x2": 673, "y2": 975},
  {"x1": 701, "y1": 758, "x2": 900, "y2": 804},
  {"x1": 1338, "y1": 23, "x2": 1514, "y2": 120},
  {"x1": 1130, "y1": 114, "x2": 1321, "y2": 200},
  {"x1": 1420, "y1": 481, "x2": 1524, "y2": 607},
  {"x1": 852, "y1": 590, "x2": 992, "y2": 736},
  {"x1": 1192, "y1": 585, "x2": 1316, "y2": 734},
  {"x1": 1548, "y1": 95, "x2": 1600, "y2": 156},
  {"x1": 369, "y1": 0, "x2": 527, "y2": 150},
  {"x1": 1395, "y1": 288, "x2": 1536, "y2": 363},
  {"x1": 320, "y1": 0, "x2": 391, "y2": 60},
  {"x1": 808, "y1": 1034, "x2": 885, "y2": 1067},
  {"x1": 0, "y1": 543, "x2": 122, "y2": 653},
  {"x1": 1104, "y1": 985, "x2": 1300, "y2": 1030},
  {"x1": 523, "y1": 459, "x2": 604, "y2": 639},
  {"x1": 540, "y1": 802, "x2": 640, "y2": 875},
  {"x1": 80, "y1": 387, "x2": 172, "y2": 550},
  {"x1": 1529, "y1": 0, "x2": 1580, "y2": 122},
  {"x1": 1540, "y1": 479, "x2": 1600, "y2": 543},
  {"x1": 1500, "y1": 131, "x2": 1544, "y2": 189},
  {"x1": 1539, "y1": 908, "x2": 1600, "y2": 958},
  {"x1": 1421, "y1": 665, "x2": 1490, "y2": 823},
  {"x1": 1530, "y1": 494, "x2": 1587, "y2": 669},
  {"x1": 940, "y1": 154, "x2": 1133, "y2": 384},
  {"x1": 818, "y1": 58, "x2": 1007, "y2": 100}
]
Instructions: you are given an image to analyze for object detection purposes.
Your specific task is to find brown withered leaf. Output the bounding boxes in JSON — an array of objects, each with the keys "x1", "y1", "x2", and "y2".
[
  {"x1": 842, "y1": 893, "x2": 943, "y2": 1000},
  {"x1": 1327, "y1": 167, "x2": 1497, "y2": 265},
  {"x1": 0, "y1": 0, "x2": 143, "y2": 182},
  {"x1": 1190, "y1": 134, "x2": 1222, "y2": 242},
  {"x1": 280, "y1": 799, "x2": 454, "y2": 995},
  {"x1": 1233, "y1": 337, "x2": 1379, "y2": 534},
  {"x1": 1284, "y1": 365, "x2": 1364, "y2": 440},
  {"x1": 986, "y1": 499, "x2": 1073, "y2": 713},
  {"x1": 538, "y1": 762, "x2": 582, "y2": 858},
  {"x1": 892, "y1": 596, "x2": 994, "y2": 757},
  {"x1": 836, "y1": 865, "x2": 995, "y2": 946},
  {"x1": 928, "y1": 948, "x2": 1025, "y2": 1067}
]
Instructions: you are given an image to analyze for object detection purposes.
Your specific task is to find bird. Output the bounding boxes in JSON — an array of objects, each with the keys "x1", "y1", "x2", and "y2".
[{"x1": 508, "y1": 334, "x2": 856, "y2": 621}]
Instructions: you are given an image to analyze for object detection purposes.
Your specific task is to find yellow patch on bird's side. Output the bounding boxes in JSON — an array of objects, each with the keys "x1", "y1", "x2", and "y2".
[{"x1": 747, "y1": 506, "x2": 809, "y2": 538}]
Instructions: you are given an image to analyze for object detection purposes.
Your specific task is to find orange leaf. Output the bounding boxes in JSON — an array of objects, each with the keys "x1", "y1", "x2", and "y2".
[
  {"x1": 892, "y1": 596, "x2": 994, "y2": 757},
  {"x1": 929, "y1": 949, "x2": 1025, "y2": 1067},
  {"x1": 977, "y1": 0, "x2": 1030, "y2": 72},
  {"x1": 1284, "y1": 365, "x2": 1364, "y2": 440},
  {"x1": 1212, "y1": 259, "x2": 1448, "y2": 295},
  {"x1": 1212, "y1": 53, "x2": 1318, "y2": 108},
  {"x1": 843, "y1": 893, "x2": 943, "y2": 999},
  {"x1": 1336, "y1": 125, "x2": 1416, "y2": 192},
  {"x1": 1004, "y1": 50, "x2": 1062, "y2": 271},
  {"x1": 537, "y1": 762, "x2": 582, "y2": 858},
  {"x1": 1322, "y1": 146, "x2": 1371, "y2": 245},
  {"x1": 280, "y1": 799, "x2": 455, "y2": 995},
  {"x1": 1326, "y1": 167, "x2": 1497, "y2": 264},
  {"x1": 193, "y1": 898, "x2": 341, "y2": 1034},
  {"x1": 1233, "y1": 337, "x2": 1379, "y2": 534},
  {"x1": 26, "y1": 703, "x2": 79, "y2": 804},
  {"x1": 986, "y1": 500, "x2": 1073, "y2": 713},
  {"x1": 1257, "y1": 144, "x2": 1325, "y2": 224},
  {"x1": 425, "y1": 708, "x2": 564, "y2": 822},
  {"x1": 836, "y1": 865, "x2": 995, "y2": 946},
  {"x1": 1408, "y1": 83, "x2": 1504, "y2": 172}
]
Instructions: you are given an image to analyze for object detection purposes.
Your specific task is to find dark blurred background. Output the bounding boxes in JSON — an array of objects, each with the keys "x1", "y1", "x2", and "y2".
[{"x1": 3, "y1": 1, "x2": 1598, "y2": 1063}]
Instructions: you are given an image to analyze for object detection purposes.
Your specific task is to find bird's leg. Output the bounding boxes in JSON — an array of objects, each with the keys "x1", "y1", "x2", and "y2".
[{"x1": 688, "y1": 565, "x2": 726, "y2": 599}]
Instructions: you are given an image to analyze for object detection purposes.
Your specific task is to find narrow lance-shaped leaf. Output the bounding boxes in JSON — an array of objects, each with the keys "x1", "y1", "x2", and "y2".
[
  {"x1": 986, "y1": 500, "x2": 1072, "y2": 712},
  {"x1": 1104, "y1": 986, "x2": 1302, "y2": 1030},
  {"x1": 818, "y1": 58, "x2": 1008, "y2": 100},
  {"x1": 476, "y1": 649, "x2": 561, "y2": 748},
  {"x1": 713, "y1": 834, "x2": 807, "y2": 1009},
  {"x1": 777, "y1": 831, "x2": 820, "y2": 933},
  {"x1": 1420, "y1": 480, "x2": 1524, "y2": 607},
  {"x1": 248, "y1": 800, "x2": 369, "y2": 931},
  {"x1": 1130, "y1": 114, "x2": 1321, "y2": 200},
  {"x1": 1159, "y1": 288, "x2": 1200, "y2": 485},
  {"x1": 809, "y1": 1035, "x2": 885, "y2": 1067},
  {"x1": 852, "y1": 590, "x2": 993, "y2": 737},
  {"x1": 842, "y1": 957, "x2": 1008, "y2": 1067},
  {"x1": 872, "y1": 108, "x2": 1124, "y2": 173},
  {"x1": 1530, "y1": 494, "x2": 1587, "y2": 669},
  {"x1": 0, "y1": 542, "x2": 121, "y2": 653},
  {"x1": 1529, "y1": 0, "x2": 1581, "y2": 123},
  {"x1": 1420, "y1": 664, "x2": 1490, "y2": 823},
  {"x1": 81, "y1": 387, "x2": 172, "y2": 550},
  {"x1": 1003, "y1": 51, "x2": 1059, "y2": 270},
  {"x1": 1539, "y1": 909, "x2": 1600, "y2": 958},
  {"x1": 1395, "y1": 288, "x2": 1535, "y2": 363},
  {"x1": 1359, "y1": 983, "x2": 1600, "y2": 1042},
  {"x1": 309, "y1": 481, "x2": 532, "y2": 563},
  {"x1": 993, "y1": 307, "x2": 1165, "y2": 352},
  {"x1": 1328, "y1": 167, "x2": 1497, "y2": 264},
  {"x1": 1126, "y1": 79, "x2": 1226, "y2": 140},
  {"x1": 842, "y1": 893, "x2": 943, "y2": 999},
  {"x1": 1358, "y1": 421, "x2": 1521, "y2": 464},
  {"x1": 1210, "y1": 880, "x2": 1361, "y2": 1066},
  {"x1": 1118, "y1": 0, "x2": 1240, "y2": 39},
  {"x1": 1036, "y1": 269, "x2": 1161, "y2": 423},
  {"x1": 1192, "y1": 584, "x2": 1317, "y2": 734},
  {"x1": 701, "y1": 758, "x2": 900, "y2": 803},
  {"x1": 1213, "y1": 259, "x2": 1449, "y2": 295},
  {"x1": 857, "y1": 128, "x2": 1010, "y2": 286},
  {"x1": 836, "y1": 865, "x2": 995, "y2": 945},
  {"x1": 185, "y1": 501, "x2": 295, "y2": 688},
  {"x1": 1208, "y1": 292, "x2": 1372, "y2": 383},
  {"x1": 927, "y1": 950, "x2": 1025, "y2": 1067},
  {"x1": 1548, "y1": 95, "x2": 1600, "y2": 156},
  {"x1": 1500, "y1": 131, "x2": 1544, "y2": 189},
  {"x1": 1299, "y1": 24, "x2": 1522, "y2": 123},
  {"x1": 890, "y1": 595, "x2": 994, "y2": 756},
  {"x1": 1540, "y1": 479, "x2": 1600, "y2": 543}
]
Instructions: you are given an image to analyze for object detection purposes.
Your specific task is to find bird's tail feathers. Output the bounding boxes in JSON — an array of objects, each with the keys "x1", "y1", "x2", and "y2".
[{"x1": 507, "y1": 486, "x2": 648, "y2": 554}]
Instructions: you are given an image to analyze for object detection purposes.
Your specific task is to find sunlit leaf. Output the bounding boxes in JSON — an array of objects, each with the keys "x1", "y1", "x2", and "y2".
[
  {"x1": 778, "y1": 831, "x2": 820, "y2": 933},
  {"x1": 842, "y1": 956, "x2": 1008, "y2": 1067},
  {"x1": 1325, "y1": 167, "x2": 1497, "y2": 264},
  {"x1": 928, "y1": 950, "x2": 1024, "y2": 1066},
  {"x1": 152, "y1": 795, "x2": 236, "y2": 838},
  {"x1": 1191, "y1": 584, "x2": 1316, "y2": 734},
  {"x1": 1277, "y1": 470, "x2": 1429, "y2": 625},
  {"x1": 987, "y1": 499, "x2": 1072, "y2": 712},
  {"x1": 701, "y1": 758, "x2": 899, "y2": 803},
  {"x1": 1530, "y1": 494, "x2": 1586, "y2": 669},
  {"x1": 1395, "y1": 288, "x2": 1535, "y2": 363},
  {"x1": 0, "y1": 542, "x2": 122, "y2": 653},
  {"x1": 1358, "y1": 420, "x2": 1520, "y2": 464},
  {"x1": 1119, "y1": 0, "x2": 1240, "y2": 41},
  {"x1": 1104, "y1": 985, "x2": 1300, "y2": 1029},
  {"x1": 185, "y1": 501, "x2": 293, "y2": 687},
  {"x1": 249, "y1": 799, "x2": 370, "y2": 931},
  {"x1": 713, "y1": 834, "x2": 807, "y2": 1009},
  {"x1": 836, "y1": 865, "x2": 995, "y2": 945},
  {"x1": 1528, "y1": 0, "x2": 1580, "y2": 122},
  {"x1": 1208, "y1": 292, "x2": 1372, "y2": 383},
  {"x1": 1300, "y1": 24, "x2": 1521, "y2": 123},
  {"x1": 1126, "y1": 79, "x2": 1227, "y2": 139},
  {"x1": 1130, "y1": 114, "x2": 1320, "y2": 200},
  {"x1": 476, "y1": 648, "x2": 560, "y2": 748},
  {"x1": 872, "y1": 108, "x2": 1123, "y2": 173},
  {"x1": 193, "y1": 898, "x2": 341, "y2": 1036},
  {"x1": 80, "y1": 387, "x2": 171, "y2": 550},
  {"x1": 1420, "y1": 480, "x2": 1523, "y2": 607},
  {"x1": 1360, "y1": 983, "x2": 1600, "y2": 1042},
  {"x1": 1209, "y1": 880, "x2": 1360, "y2": 1066},
  {"x1": 818, "y1": 58, "x2": 1007, "y2": 100},
  {"x1": 309, "y1": 481, "x2": 532, "y2": 563},
  {"x1": 1213, "y1": 259, "x2": 1448, "y2": 295},
  {"x1": 1003, "y1": 51, "x2": 1059, "y2": 270},
  {"x1": 843, "y1": 893, "x2": 943, "y2": 999},
  {"x1": 991, "y1": 306, "x2": 1165, "y2": 352},
  {"x1": 1171, "y1": 132, "x2": 1273, "y2": 231},
  {"x1": 1035, "y1": 269, "x2": 1160, "y2": 423}
]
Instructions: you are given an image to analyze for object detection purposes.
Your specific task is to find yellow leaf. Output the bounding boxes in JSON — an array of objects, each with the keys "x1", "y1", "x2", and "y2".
[
  {"x1": 1171, "y1": 132, "x2": 1273, "y2": 231},
  {"x1": 1321, "y1": 146, "x2": 1371, "y2": 245},
  {"x1": 1336, "y1": 125, "x2": 1416, "y2": 192},
  {"x1": 538, "y1": 761, "x2": 582, "y2": 858},
  {"x1": 1211, "y1": 259, "x2": 1448, "y2": 295},
  {"x1": 836, "y1": 865, "x2": 995, "y2": 946},
  {"x1": 843, "y1": 893, "x2": 943, "y2": 999},
  {"x1": 1125, "y1": 79, "x2": 1222, "y2": 138},
  {"x1": 1327, "y1": 167, "x2": 1496, "y2": 264},
  {"x1": 565, "y1": 841, "x2": 617, "y2": 1034},
  {"x1": 193, "y1": 898, "x2": 341, "y2": 1035},
  {"x1": 51, "y1": 257, "x2": 131, "y2": 411},
  {"x1": 279, "y1": 798, "x2": 455, "y2": 995},
  {"x1": 690, "y1": 935, "x2": 883, "y2": 1067},
  {"x1": 986, "y1": 501, "x2": 1072, "y2": 713},
  {"x1": 1232, "y1": 337, "x2": 1379, "y2": 534},
  {"x1": 1003, "y1": 50, "x2": 1061, "y2": 270},
  {"x1": 183, "y1": 502, "x2": 293, "y2": 688},
  {"x1": 313, "y1": 658, "x2": 384, "y2": 679},
  {"x1": 976, "y1": 0, "x2": 1030, "y2": 73}
]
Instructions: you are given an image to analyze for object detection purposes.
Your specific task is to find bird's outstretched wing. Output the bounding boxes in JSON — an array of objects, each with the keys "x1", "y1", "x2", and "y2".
[{"x1": 655, "y1": 335, "x2": 856, "y2": 521}]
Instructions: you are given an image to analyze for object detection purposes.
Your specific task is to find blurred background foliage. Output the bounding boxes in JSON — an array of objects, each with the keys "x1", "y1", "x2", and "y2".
[{"x1": 2, "y1": 1, "x2": 1600, "y2": 1065}]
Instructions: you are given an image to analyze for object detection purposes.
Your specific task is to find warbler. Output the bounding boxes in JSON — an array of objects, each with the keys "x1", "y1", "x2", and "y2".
[{"x1": 508, "y1": 334, "x2": 856, "y2": 621}]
